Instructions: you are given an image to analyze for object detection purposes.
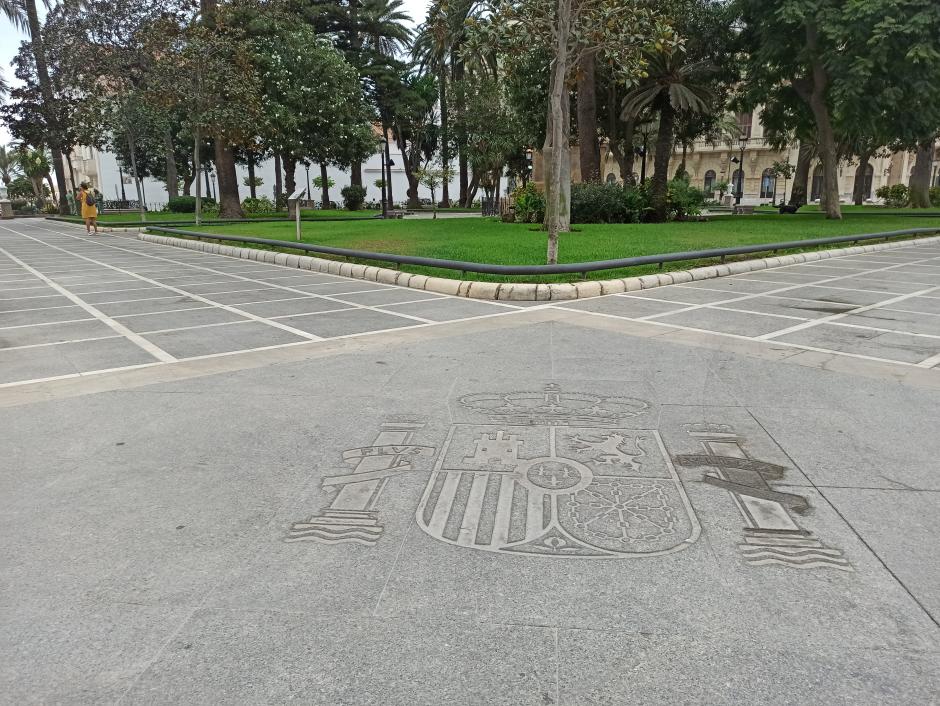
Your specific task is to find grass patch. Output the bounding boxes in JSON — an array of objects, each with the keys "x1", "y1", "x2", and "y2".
[
  {"x1": 159, "y1": 212, "x2": 940, "y2": 283},
  {"x1": 755, "y1": 204, "x2": 940, "y2": 216},
  {"x1": 52, "y1": 208, "x2": 380, "y2": 225}
]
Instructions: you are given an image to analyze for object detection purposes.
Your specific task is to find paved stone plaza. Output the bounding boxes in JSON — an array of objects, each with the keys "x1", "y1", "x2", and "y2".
[{"x1": 2, "y1": 219, "x2": 940, "y2": 703}]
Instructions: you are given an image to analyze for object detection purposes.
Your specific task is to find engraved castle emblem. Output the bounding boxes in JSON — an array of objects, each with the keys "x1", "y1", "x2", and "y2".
[
  {"x1": 674, "y1": 424, "x2": 852, "y2": 572},
  {"x1": 417, "y1": 418, "x2": 699, "y2": 559}
]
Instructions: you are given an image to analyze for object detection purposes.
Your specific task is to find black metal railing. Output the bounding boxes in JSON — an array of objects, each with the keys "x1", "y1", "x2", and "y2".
[{"x1": 145, "y1": 226, "x2": 940, "y2": 276}]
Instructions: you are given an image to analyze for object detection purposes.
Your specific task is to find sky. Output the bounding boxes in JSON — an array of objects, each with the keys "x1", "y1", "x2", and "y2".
[{"x1": 0, "y1": 0, "x2": 430, "y2": 145}]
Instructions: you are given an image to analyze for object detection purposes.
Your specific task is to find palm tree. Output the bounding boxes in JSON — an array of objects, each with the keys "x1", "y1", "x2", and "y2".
[
  {"x1": 622, "y1": 51, "x2": 716, "y2": 221},
  {"x1": 360, "y1": 0, "x2": 412, "y2": 59},
  {"x1": 12, "y1": 0, "x2": 71, "y2": 214},
  {"x1": 0, "y1": 145, "x2": 22, "y2": 188}
]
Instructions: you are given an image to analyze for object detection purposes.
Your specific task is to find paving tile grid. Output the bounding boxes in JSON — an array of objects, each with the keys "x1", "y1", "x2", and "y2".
[
  {"x1": 555, "y1": 241, "x2": 940, "y2": 368},
  {"x1": 2, "y1": 219, "x2": 940, "y2": 388},
  {"x1": 0, "y1": 221, "x2": 523, "y2": 386}
]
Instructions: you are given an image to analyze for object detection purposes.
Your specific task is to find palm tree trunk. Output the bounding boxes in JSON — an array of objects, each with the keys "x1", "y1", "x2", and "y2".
[
  {"x1": 576, "y1": 52, "x2": 600, "y2": 182},
  {"x1": 23, "y1": 0, "x2": 69, "y2": 215},
  {"x1": 319, "y1": 163, "x2": 330, "y2": 207},
  {"x1": 247, "y1": 152, "x2": 257, "y2": 199},
  {"x1": 65, "y1": 151, "x2": 76, "y2": 190},
  {"x1": 789, "y1": 142, "x2": 813, "y2": 207},
  {"x1": 282, "y1": 153, "x2": 296, "y2": 196},
  {"x1": 909, "y1": 142, "x2": 933, "y2": 208},
  {"x1": 439, "y1": 64, "x2": 450, "y2": 206},
  {"x1": 163, "y1": 129, "x2": 179, "y2": 200},
  {"x1": 650, "y1": 98, "x2": 676, "y2": 222},
  {"x1": 125, "y1": 125, "x2": 147, "y2": 221},
  {"x1": 214, "y1": 141, "x2": 242, "y2": 218},
  {"x1": 852, "y1": 149, "x2": 873, "y2": 205}
]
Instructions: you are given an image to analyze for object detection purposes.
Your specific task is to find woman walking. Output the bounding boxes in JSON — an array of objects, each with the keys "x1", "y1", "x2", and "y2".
[{"x1": 79, "y1": 182, "x2": 98, "y2": 234}]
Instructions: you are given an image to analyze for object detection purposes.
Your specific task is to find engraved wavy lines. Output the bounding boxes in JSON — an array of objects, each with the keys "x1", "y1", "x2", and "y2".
[
  {"x1": 739, "y1": 543, "x2": 853, "y2": 571},
  {"x1": 285, "y1": 525, "x2": 383, "y2": 546}
]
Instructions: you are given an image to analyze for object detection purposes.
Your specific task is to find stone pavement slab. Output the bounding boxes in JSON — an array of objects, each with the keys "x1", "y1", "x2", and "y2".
[{"x1": 3, "y1": 221, "x2": 940, "y2": 704}]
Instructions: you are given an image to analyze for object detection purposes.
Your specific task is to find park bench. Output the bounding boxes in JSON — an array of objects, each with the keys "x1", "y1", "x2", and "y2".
[{"x1": 732, "y1": 204, "x2": 756, "y2": 215}]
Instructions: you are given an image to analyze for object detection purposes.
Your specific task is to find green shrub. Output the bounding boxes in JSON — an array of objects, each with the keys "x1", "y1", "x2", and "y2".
[
  {"x1": 512, "y1": 182, "x2": 545, "y2": 223},
  {"x1": 875, "y1": 183, "x2": 909, "y2": 208},
  {"x1": 929, "y1": 186, "x2": 940, "y2": 207},
  {"x1": 341, "y1": 184, "x2": 367, "y2": 211},
  {"x1": 241, "y1": 196, "x2": 274, "y2": 214},
  {"x1": 167, "y1": 195, "x2": 217, "y2": 213},
  {"x1": 667, "y1": 177, "x2": 706, "y2": 220},
  {"x1": 570, "y1": 182, "x2": 641, "y2": 223}
]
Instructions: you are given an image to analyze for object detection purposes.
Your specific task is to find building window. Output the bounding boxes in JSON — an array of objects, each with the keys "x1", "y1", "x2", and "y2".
[
  {"x1": 855, "y1": 163, "x2": 874, "y2": 200},
  {"x1": 732, "y1": 168, "x2": 744, "y2": 197},
  {"x1": 760, "y1": 168, "x2": 775, "y2": 199},
  {"x1": 703, "y1": 170, "x2": 716, "y2": 193},
  {"x1": 736, "y1": 112, "x2": 752, "y2": 139},
  {"x1": 811, "y1": 165, "x2": 824, "y2": 201}
]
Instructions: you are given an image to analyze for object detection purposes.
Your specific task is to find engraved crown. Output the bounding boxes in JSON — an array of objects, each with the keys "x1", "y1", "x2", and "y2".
[{"x1": 458, "y1": 383, "x2": 649, "y2": 426}]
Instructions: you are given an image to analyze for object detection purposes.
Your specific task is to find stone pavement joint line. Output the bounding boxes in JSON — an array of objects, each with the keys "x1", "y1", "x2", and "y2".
[{"x1": 1, "y1": 220, "x2": 940, "y2": 389}]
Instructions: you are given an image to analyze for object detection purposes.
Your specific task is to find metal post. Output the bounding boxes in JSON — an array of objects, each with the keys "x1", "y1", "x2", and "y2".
[
  {"x1": 296, "y1": 193, "x2": 302, "y2": 242},
  {"x1": 381, "y1": 153, "x2": 388, "y2": 219}
]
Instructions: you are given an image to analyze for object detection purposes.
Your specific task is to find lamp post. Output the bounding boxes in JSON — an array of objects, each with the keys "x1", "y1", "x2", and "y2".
[
  {"x1": 305, "y1": 162, "x2": 311, "y2": 207},
  {"x1": 735, "y1": 136, "x2": 749, "y2": 204},
  {"x1": 525, "y1": 148, "x2": 533, "y2": 185},
  {"x1": 380, "y1": 152, "x2": 395, "y2": 218}
]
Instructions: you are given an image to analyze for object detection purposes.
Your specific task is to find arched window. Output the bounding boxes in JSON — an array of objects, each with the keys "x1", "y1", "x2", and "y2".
[
  {"x1": 760, "y1": 168, "x2": 776, "y2": 199},
  {"x1": 703, "y1": 170, "x2": 716, "y2": 193},
  {"x1": 732, "y1": 168, "x2": 744, "y2": 197},
  {"x1": 855, "y1": 163, "x2": 875, "y2": 201},
  {"x1": 605, "y1": 173, "x2": 617, "y2": 184},
  {"x1": 811, "y1": 165, "x2": 824, "y2": 201}
]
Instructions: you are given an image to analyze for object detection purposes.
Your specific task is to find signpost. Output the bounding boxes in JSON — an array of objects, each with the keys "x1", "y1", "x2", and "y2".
[{"x1": 287, "y1": 188, "x2": 306, "y2": 241}]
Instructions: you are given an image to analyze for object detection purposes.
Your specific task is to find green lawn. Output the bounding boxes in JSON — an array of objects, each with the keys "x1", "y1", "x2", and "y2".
[
  {"x1": 755, "y1": 203, "x2": 940, "y2": 215},
  {"x1": 160, "y1": 212, "x2": 940, "y2": 283},
  {"x1": 52, "y1": 208, "x2": 379, "y2": 225}
]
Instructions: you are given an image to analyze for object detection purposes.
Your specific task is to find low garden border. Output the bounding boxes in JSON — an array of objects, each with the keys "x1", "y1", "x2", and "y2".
[{"x1": 139, "y1": 226, "x2": 940, "y2": 301}]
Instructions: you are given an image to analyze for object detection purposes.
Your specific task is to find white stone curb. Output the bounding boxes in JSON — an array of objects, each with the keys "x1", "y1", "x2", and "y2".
[{"x1": 138, "y1": 232, "x2": 940, "y2": 301}]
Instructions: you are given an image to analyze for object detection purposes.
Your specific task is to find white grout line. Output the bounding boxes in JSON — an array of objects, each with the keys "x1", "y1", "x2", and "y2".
[
  {"x1": 628, "y1": 250, "x2": 940, "y2": 325},
  {"x1": 0, "y1": 244, "x2": 177, "y2": 363},
  {"x1": 551, "y1": 305, "x2": 925, "y2": 368},
  {"x1": 28, "y1": 224, "x2": 439, "y2": 325},
  {"x1": 825, "y1": 320, "x2": 940, "y2": 340},
  {"x1": 0, "y1": 316, "x2": 97, "y2": 331},
  {"x1": 3, "y1": 228, "x2": 327, "y2": 343},
  {"x1": 756, "y1": 283, "x2": 940, "y2": 341},
  {"x1": 0, "y1": 333, "x2": 122, "y2": 353},
  {"x1": 0, "y1": 361, "x2": 163, "y2": 389}
]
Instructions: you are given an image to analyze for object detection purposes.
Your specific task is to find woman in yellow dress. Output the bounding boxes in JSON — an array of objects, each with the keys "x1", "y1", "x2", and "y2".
[{"x1": 79, "y1": 182, "x2": 98, "y2": 234}]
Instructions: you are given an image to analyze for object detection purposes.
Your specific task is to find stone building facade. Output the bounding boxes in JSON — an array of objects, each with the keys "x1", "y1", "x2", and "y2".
[{"x1": 534, "y1": 108, "x2": 940, "y2": 204}]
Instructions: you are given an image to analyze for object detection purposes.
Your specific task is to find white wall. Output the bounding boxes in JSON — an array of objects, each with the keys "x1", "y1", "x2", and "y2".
[{"x1": 96, "y1": 147, "x2": 463, "y2": 209}]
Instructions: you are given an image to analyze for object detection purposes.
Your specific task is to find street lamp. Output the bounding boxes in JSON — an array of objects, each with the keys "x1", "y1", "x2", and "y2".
[
  {"x1": 304, "y1": 162, "x2": 311, "y2": 207},
  {"x1": 381, "y1": 152, "x2": 395, "y2": 218},
  {"x1": 735, "y1": 136, "x2": 749, "y2": 204},
  {"x1": 525, "y1": 148, "x2": 533, "y2": 185}
]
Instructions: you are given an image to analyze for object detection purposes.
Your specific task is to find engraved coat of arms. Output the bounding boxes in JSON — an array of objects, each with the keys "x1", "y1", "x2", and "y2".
[{"x1": 417, "y1": 421, "x2": 699, "y2": 558}]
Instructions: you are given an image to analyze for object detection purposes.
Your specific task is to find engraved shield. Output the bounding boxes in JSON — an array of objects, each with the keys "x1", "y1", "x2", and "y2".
[{"x1": 416, "y1": 424, "x2": 700, "y2": 558}]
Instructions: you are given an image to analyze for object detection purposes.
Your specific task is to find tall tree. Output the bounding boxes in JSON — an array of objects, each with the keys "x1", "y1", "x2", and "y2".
[
  {"x1": 469, "y1": 0, "x2": 675, "y2": 263},
  {"x1": 12, "y1": 0, "x2": 71, "y2": 213},
  {"x1": 737, "y1": 0, "x2": 940, "y2": 220}
]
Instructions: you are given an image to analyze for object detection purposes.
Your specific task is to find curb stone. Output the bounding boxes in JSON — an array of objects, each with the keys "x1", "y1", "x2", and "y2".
[{"x1": 137, "y1": 232, "x2": 940, "y2": 302}]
